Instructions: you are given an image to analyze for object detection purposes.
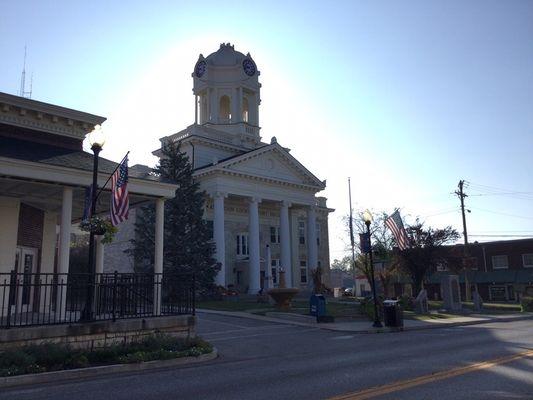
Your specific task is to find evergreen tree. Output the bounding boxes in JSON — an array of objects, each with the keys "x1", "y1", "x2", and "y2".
[{"x1": 127, "y1": 143, "x2": 216, "y2": 289}]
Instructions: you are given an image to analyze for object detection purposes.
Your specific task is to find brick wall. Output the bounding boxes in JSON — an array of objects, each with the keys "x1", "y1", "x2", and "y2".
[{"x1": 0, "y1": 315, "x2": 196, "y2": 351}]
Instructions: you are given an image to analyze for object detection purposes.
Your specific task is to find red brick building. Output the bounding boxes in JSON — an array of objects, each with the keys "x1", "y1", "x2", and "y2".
[{"x1": 425, "y1": 238, "x2": 533, "y2": 302}]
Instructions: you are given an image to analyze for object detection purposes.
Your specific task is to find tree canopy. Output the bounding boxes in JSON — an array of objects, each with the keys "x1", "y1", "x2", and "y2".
[{"x1": 393, "y1": 222, "x2": 460, "y2": 294}]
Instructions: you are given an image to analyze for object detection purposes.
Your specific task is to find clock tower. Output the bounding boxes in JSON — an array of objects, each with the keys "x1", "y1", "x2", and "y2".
[{"x1": 192, "y1": 43, "x2": 261, "y2": 147}]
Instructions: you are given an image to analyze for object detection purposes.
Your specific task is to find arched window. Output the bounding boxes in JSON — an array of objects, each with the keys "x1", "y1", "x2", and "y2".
[
  {"x1": 219, "y1": 95, "x2": 231, "y2": 122},
  {"x1": 242, "y1": 96, "x2": 249, "y2": 122}
]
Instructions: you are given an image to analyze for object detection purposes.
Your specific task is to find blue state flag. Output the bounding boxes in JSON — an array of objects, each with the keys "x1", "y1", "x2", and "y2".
[{"x1": 359, "y1": 232, "x2": 371, "y2": 254}]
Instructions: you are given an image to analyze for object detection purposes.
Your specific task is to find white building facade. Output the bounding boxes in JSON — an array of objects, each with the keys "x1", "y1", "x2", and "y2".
[{"x1": 155, "y1": 43, "x2": 333, "y2": 294}]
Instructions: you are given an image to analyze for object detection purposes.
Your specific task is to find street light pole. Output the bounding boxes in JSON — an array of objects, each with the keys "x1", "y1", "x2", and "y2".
[
  {"x1": 81, "y1": 125, "x2": 104, "y2": 322},
  {"x1": 364, "y1": 211, "x2": 382, "y2": 328}
]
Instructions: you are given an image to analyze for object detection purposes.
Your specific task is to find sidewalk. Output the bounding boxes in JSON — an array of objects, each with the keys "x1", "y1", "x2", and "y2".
[{"x1": 197, "y1": 308, "x2": 533, "y2": 333}]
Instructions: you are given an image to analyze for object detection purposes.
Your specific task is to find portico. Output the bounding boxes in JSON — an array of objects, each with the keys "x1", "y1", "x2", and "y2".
[
  {"x1": 208, "y1": 192, "x2": 320, "y2": 293},
  {"x1": 0, "y1": 91, "x2": 177, "y2": 320}
]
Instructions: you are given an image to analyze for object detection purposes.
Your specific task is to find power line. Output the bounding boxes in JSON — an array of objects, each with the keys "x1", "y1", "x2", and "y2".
[
  {"x1": 469, "y1": 206, "x2": 533, "y2": 220},
  {"x1": 469, "y1": 234, "x2": 533, "y2": 238}
]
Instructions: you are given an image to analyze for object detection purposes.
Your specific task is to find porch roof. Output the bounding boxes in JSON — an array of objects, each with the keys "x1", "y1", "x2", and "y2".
[{"x1": 0, "y1": 136, "x2": 166, "y2": 183}]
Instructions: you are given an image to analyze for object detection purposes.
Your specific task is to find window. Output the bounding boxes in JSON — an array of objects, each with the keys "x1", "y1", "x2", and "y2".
[
  {"x1": 492, "y1": 255, "x2": 508, "y2": 269},
  {"x1": 316, "y1": 223, "x2": 321, "y2": 246},
  {"x1": 523, "y1": 254, "x2": 533, "y2": 268},
  {"x1": 242, "y1": 96, "x2": 249, "y2": 122},
  {"x1": 298, "y1": 221, "x2": 305, "y2": 245},
  {"x1": 219, "y1": 95, "x2": 231, "y2": 121},
  {"x1": 236, "y1": 234, "x2": 249, "y2": 256},
  {"x1": 300, "y1": 260, "x2": 307, "y2": 284},
  {"x1": 271, "y1": 259, "x2": 280, "y2": 284},
  {"x1": 270, "y1": 227, "x2": 280, "y2": 244}
]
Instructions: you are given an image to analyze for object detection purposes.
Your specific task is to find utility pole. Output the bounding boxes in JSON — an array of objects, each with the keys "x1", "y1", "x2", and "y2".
[
  {"x1": 455, "y1": 180, "x2": 470, "y2": 301},
  {"x1": 456, "y1": 180, "x2": 468, "y2": 246},
  {"x1": 348, "y1": 178, "x2": 357, "y2": 296}
]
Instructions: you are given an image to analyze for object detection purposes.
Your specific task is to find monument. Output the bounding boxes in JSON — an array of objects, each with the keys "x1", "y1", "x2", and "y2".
[
  {"x1": 472, "y1": 290, "x2": 483, "y2": 312},
  {"x1": 441, "y1": 275, "x2": 462, "y2": 312},
  {"x1": 414, "y1": 288, "x2": 429, "y2": 314}
]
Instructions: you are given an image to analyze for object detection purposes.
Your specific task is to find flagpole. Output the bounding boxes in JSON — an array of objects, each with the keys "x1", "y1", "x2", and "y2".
[
  {"x1": 94, "y1": 151, "x2": 130, "y2": 202},
  {"x1": 348, "y1": 178, "x2": 357, "y2": 296}
]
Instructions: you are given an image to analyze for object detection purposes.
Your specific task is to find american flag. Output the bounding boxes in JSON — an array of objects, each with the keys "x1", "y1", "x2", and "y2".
[
  {"x1": 110, "y1": 158, "x2": 129, "y2": 226},
  {"x1": 385, "y1": 209, "x2": 409, "y2": 250}
]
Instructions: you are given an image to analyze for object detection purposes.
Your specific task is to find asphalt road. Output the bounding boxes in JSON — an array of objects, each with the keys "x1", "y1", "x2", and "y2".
[{"x1": 1, "y1": 313, "x2": 532, "y2": 400}]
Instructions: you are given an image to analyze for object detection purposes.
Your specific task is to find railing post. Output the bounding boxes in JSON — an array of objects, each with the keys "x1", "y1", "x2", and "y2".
[
  {"x1": 154, "y1": 273, "x2": 161, "y2": 316},
  {"x1": 192, "y1": 273, "x2": 196, "y2": 316},
  {"x1": 112, "y1": 271, "x2": 117, "y2": 322},
  {"x1": 6, "y1": 270, "x2": 16, "y2": 328}
]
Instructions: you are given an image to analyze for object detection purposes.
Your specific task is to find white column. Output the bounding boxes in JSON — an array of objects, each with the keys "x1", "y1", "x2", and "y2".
[
  {"x1": 56, "y1": 187, "x2": 72, "y2": 317},
  {"x1": 213, "y1": 192, "x2": 226, "y2": 287},
  {"x1": 154, "y1": 198, "x2": 165, "y2": 315},
  {"x1": 95, "y1": 236, "x2": 104, "y2": 274},
  {"x1": 194, "y1": 95, "x2": 198, "y2": 124},
  {"x1": 280, "y1": 201, "x2": 292, "y2": 288},
  {"x1": 307, "y1": 205, "x2": 318, "y2": 271},
  {"x1": 248, "y1": 197, "x2": 261, "y2": 294}
]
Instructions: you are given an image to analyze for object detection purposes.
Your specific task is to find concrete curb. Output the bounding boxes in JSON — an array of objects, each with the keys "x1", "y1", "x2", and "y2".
[
  {"x1": 0, "y1": 348, "x2": 218, "y2": 389},
  {"x1": 197, "y1": 309, "x2": 533, "y2": 334}
]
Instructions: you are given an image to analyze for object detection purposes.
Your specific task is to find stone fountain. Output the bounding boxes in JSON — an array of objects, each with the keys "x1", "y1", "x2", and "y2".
[{"x1": 267, "y1": 270, "x2": 299, "y2": 311}]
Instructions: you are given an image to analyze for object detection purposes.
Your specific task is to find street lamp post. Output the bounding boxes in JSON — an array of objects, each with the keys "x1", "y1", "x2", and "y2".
[
  {"x1": 363, "y1": 210, "x2": 383, "y2": 328},
  {"x1": 81, "y1": 126, "x2": 104, "y2": 321}
]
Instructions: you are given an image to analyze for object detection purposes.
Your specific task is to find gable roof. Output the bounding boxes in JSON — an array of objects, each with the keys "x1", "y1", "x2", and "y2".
[{"x1": 193, "y1": 142, "x2": 325, "y2": 190}]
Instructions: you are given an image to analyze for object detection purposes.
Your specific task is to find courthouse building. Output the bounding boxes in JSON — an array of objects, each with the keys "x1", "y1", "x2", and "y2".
[{"x1": 149, "y1": 43, "x2": 333, "y2": 293}]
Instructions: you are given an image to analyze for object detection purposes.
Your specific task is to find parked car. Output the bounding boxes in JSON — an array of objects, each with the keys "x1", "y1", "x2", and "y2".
[{"x1": 344, "y1": 287, "x2": 354, "y2": 296}]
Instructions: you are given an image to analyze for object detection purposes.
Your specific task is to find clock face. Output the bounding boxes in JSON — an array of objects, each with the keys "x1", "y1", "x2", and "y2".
[
  {"x1": 195, "y1": 60, "x2": 206, "y2": 78},
  {"x1": 242, "y1": 59, "x2": 256, "y2": 76}
]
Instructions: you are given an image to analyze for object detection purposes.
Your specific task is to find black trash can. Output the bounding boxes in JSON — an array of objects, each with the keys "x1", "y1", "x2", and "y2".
[{"x1": 383, "y1": 300, "x2": 403, "y2": 327}]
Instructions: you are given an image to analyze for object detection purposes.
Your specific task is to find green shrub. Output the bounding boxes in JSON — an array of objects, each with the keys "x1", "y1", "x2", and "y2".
[
  {"x1": 520, "y1": 296, "x2": 533, "y2": 312},
  {"x1": 0, "y1": 334, "x2": 213, "y2": 377}
]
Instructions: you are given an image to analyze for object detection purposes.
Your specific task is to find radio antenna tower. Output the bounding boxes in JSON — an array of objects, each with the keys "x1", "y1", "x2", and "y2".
[{"x1": 19, "y1": 46, "x2": 33, "y2": 98}]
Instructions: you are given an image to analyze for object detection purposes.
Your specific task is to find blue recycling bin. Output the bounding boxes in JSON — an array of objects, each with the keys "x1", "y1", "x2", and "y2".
[{"x1": 309, "y1": 294, "x2": 326, "y2": 317}]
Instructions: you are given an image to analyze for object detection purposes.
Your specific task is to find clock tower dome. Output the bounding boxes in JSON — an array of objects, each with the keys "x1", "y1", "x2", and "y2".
[{"x1": 192, "y1": 43, "x2": 261, "y2": 147}]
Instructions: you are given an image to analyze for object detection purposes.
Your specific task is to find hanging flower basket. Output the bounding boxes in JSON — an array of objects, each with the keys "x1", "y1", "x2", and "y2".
[{"x1": 79, "y1": 217, "x2": 118, "y2": 244}]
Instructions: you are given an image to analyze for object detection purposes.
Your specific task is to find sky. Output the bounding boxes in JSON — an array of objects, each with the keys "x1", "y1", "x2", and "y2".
[{"x1": 1, "y1": 0, "x2": 533, "y2": 262}]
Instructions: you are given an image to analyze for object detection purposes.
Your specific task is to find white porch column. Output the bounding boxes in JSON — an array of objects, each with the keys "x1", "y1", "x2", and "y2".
[
  {"x1": 280, "y1": 201, "x2": 292, "y2": 288},
  {"x1": 56, "y1": 187, "x2": 72, "y2": 317},
  {"x1": 95, "y1": 236, "x2": 104, "y2": 274},
  {"x1": 154, "y1": 198, "x2": 165, "y2": 315},
  {"x1": 248, "y1": 197, "x2": 261, "y2": 294},
  {"x1": 213, "y1": 192, "x2": 226, "y2": 287},
  {"x1": 307, "y1": 205, "x2": 318, "y2": 271}
]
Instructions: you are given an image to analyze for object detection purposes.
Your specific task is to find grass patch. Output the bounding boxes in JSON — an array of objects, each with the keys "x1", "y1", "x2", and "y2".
[
  {"x1": 197, "y1": 300, "x2": 275, "y2": 312},
  {"x1": 429, "y1": 300, "x2": 521, "y2": 313},
  {"x1": 404, "y1": 311, "x2": 457, "y2": 321},
  {"x1": 0, "y1": 334, "x2": 212, "y2": 377}
]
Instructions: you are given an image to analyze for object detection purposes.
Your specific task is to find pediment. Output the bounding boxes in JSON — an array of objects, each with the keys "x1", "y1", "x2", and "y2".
[{"x1": 195, "y1": 143, "x2": 325, "y2": 189}]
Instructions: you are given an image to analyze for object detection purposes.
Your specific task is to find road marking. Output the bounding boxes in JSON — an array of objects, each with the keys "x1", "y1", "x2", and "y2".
[
  {"x1": 331, "y1": 335, "x2": 355, "y2": 340},
  {"x1": 328, "y1": 349, "x2": 533, "y2": 400},
  {"x1": 201, "y1": 325, "x2": 292, "y2": 336},
  {"x1": 208, "y1": 328, "x2": 319, "y2": 342}
]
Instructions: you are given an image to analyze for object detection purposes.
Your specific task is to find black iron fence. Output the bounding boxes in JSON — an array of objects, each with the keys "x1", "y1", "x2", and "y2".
[{"x1": 0, "y1": 271, "x2": 195, "y2": 329}]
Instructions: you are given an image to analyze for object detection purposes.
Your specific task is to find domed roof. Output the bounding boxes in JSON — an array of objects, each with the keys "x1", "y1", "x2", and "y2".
[{"x1": 205, "y1": 43, "x2": 247, "y2": 66}]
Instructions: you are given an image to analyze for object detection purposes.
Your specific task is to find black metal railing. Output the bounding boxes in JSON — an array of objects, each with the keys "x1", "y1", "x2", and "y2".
[{"x1": 0, "y1": 271, "x2": 195, "y2": 329}]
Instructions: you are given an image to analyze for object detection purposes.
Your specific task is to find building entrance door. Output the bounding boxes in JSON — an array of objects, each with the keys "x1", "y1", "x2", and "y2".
[{"x1": 13, "y1": 247, "x2": 38, "y2": 314}]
